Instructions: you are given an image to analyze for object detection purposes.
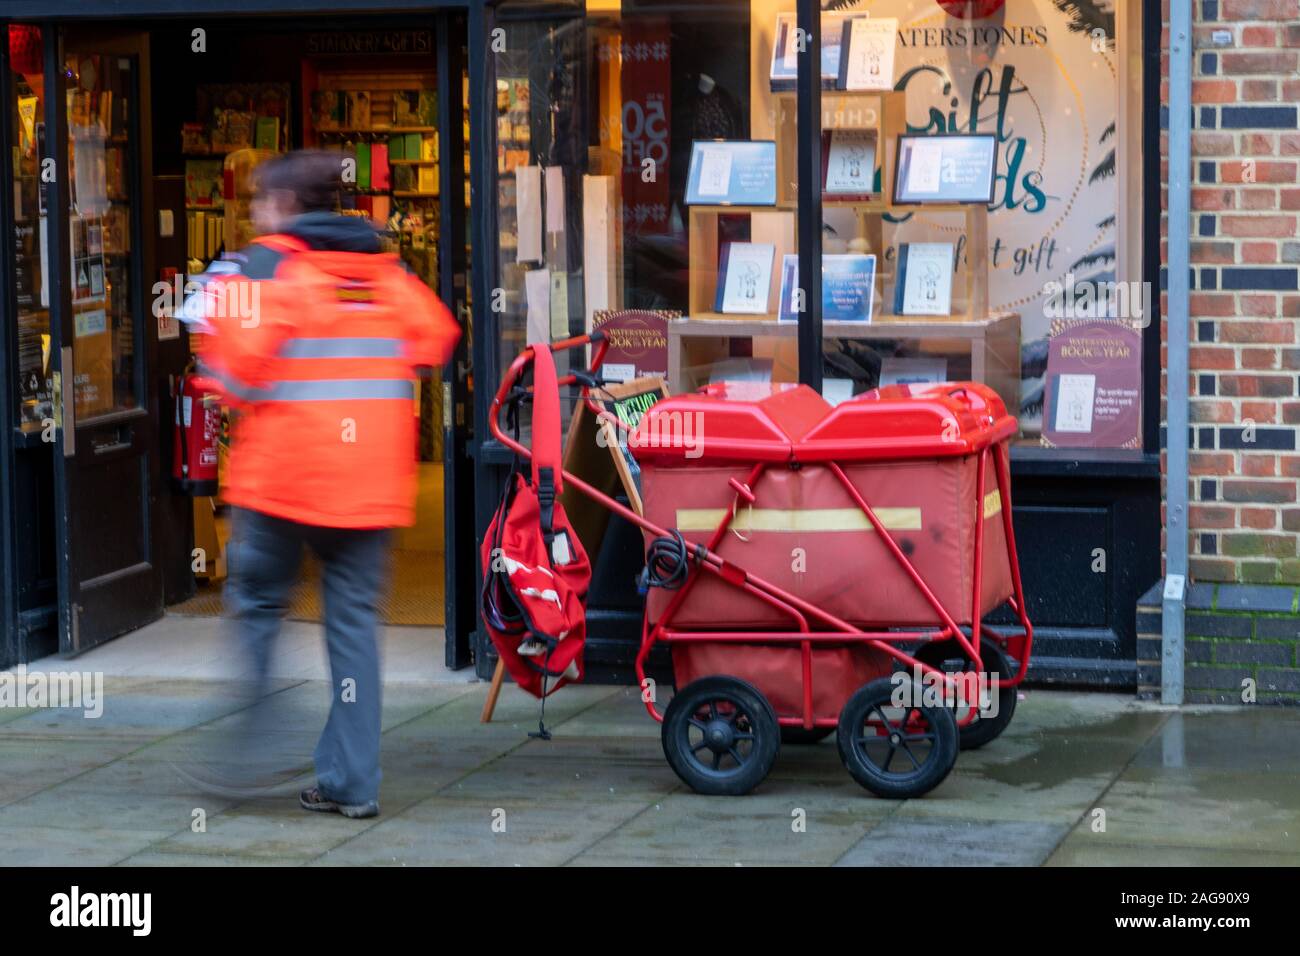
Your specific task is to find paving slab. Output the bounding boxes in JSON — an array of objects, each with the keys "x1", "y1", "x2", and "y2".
[
  {"x1": 435, "y1": 739, "x2": 678, "y2": 805},
  {"x1": 148, "y1": 800, "x2": 378, "y2": 861},
  {"x1": 1045, "y1": 837, "x2": 1300, "y2": 867},
  {"x1": 0, "y1": 684, "x2": 1296, "y2": 866},
  {"x1": 0, "y1": 780, "x2": 236, "y2": 835},
  {"x1": 546, "y1": 684, "x2": 673, "y2": 739},
  {"x1": 1067, "y1": 767, "x2": 1300, "y2": 854},
  {"x1": 310, "y1": 797, "x2": 649, "y2": 866},
  {"x1": 384, "y1": 682, "x2": 622, "y2": 741},
  {"x1": 166, "y1": 678, "x2": 472, "y2": 736},
  {"x1": 23, "y1": 614, "x2": 469, "y2": 684},
  {"x1": 0, "y1": 824, "x2": 175, "y2": 867},
  {"x1": 893, "y1": 770, "x2": 1116, "y2": 826},
  {"x1": 835, "y1": 817, "x2": 1070, "y2": 867},
  {"x1": 0, "y1": 738, "x2": 147, "y2": 807},
  {"x1": 0, "y1": 676, "x2": 289, "y2": 742},
  {"x1": 1127, "y1": 709, "x2": 1300, "y2": 774},
  {"x1": 571, "y1": 788, "x2": 894, "y2": 866},
  {"x1": 115, "y1": 850, "x2": 294, "y2": 867}
]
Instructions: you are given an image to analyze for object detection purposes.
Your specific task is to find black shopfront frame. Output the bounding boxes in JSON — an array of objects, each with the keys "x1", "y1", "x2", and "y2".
[
  {"x1": 0, "y1": 0, "x2": 1161, "y2": 687},
  {"x1": 0, "y1": 1, "x2": 482, "y2": 670},
  {"x1": 468, "y1": 0, "x2": 1162, "y2": 686}
]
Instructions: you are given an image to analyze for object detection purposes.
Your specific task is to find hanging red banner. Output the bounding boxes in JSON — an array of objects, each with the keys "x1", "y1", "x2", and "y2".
[{"x1": 619, "y1": 19, "x2": 671, "y2": 236}]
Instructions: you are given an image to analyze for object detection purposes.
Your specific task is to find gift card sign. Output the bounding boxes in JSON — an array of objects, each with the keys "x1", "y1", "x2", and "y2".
[
  {"x1": 686, "y1": 140, "x2": 778, "y2": 206},
  {"x1": 893, "y1": 134, "x2": 998, "y2": 205}
]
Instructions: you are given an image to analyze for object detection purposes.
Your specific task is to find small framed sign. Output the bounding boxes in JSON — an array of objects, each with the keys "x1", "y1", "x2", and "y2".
[
  {"x1": 892, "y1": 133, "x2": 998, "y2": 205},
  {"x1": 685, "y1": 140, "x2": 778, "y2": 206},
  {"x1": 593, "y1": 376, "x2": 669, "y2": 516}
]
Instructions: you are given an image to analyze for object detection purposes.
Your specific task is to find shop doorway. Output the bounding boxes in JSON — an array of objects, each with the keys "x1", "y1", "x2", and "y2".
[
  {"x1": 3, "y1": 13, "x2": 474, "y2": 663},
  {"x1": 150, "y1": 16, "x2": 473, "y2": 638}
]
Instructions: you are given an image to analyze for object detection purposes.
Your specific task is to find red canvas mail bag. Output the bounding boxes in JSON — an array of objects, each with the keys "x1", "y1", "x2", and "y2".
[{"x1": 480, "y1": 345, "x2": 591, "y2": 705}]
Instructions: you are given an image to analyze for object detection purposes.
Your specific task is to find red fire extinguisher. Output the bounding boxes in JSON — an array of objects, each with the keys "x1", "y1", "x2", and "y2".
[{"x1": 173, "y1": 363, "x2": 221, "y2": 496}]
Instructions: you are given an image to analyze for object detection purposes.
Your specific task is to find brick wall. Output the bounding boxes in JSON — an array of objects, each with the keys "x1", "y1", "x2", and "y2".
[
  {"x1": 1166, "y1": 0, "x2": 1300, "y2": 584},
  {"x1": 1137, "y1": 581, "x2": 1300, "y2": 702}
]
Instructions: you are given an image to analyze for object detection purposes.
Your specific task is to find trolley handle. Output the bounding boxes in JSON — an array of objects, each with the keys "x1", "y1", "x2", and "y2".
[{"x1": 489, "y1": 331, "x2": 612, "y2": 450}]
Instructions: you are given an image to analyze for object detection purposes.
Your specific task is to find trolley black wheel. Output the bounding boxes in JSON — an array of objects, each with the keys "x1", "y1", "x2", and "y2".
[
  {"x1": 912, "y1": 637, "x2": 1017, "y2": 750},
  {"x1": 662, "y1": 676, "x2": 780, "y2": 796},
  {"x1": 780, "y1": 726, "x2": 835, "y2": 745},
  {"x1": 836, "y1": 677, "x2": 959, "y2": 799}
]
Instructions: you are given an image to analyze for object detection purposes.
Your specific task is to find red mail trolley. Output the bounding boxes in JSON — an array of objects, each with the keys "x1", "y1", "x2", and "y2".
[{"x1": 490, "y1": 333, "x2": 1033, "y2": 799}]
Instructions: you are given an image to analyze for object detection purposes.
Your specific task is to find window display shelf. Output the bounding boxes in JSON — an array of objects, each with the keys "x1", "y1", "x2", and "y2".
[
  {"x1": 774, "y1": 89, "x2": 905, "y2": 209},
  {"x1": 672, "y1": 312, "x2": 1016, "y2": 339},
  {"x1": 666, "y1": 311, "x2": 1021, "y2": 413},
  {"x1": 685, "y1": 203, "x2": 794, "y2": 213},
  {"x1": 687, "y1": 201, "x2": 990, "y2": 324}
]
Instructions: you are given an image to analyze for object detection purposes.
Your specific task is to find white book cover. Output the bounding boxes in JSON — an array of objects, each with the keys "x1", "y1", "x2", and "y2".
[
  {"x1": 1054, "y1": 373, "x2": 1097, "y2": 433},
  {"x1": 696, "y1": 145, "x2": 734, "y2": 199},
  {"x1": 843, "y1": 17, "x2": 898, "y2": 91},
  {"x1": 899, "y1": 242, "x2": 954, "y2": 316},
  {"x1": 718, "y1": 243, "x2": 775, "y2": 314},
  {"x1": 825, "y1": 130, "x2": 877, "y2": 195}
]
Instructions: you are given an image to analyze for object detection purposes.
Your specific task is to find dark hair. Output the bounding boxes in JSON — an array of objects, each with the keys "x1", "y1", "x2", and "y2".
[{"x1": 254, "y1": 149, "x2": 343, "y2": 213}]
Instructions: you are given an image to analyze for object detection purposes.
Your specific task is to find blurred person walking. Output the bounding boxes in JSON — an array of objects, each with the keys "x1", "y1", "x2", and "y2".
[{"x1": 195, "y1": 150, "x2": 460, "y2": 818}]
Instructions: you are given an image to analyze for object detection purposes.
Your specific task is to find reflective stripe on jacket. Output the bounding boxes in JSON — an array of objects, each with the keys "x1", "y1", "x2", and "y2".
[{"x1": 196, "y1": 225, "x2": 461, "y2": 528}]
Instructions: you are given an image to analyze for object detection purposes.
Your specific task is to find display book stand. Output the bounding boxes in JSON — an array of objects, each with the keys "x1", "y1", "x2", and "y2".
[{"x1": 676, "y1": 89, "x2": 1019, "y2": 412}]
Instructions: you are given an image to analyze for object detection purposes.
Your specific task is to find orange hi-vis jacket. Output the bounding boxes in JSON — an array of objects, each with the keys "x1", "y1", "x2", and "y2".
[{"x1": 196, "y1": 216, "x2": 461, "y2": 528}]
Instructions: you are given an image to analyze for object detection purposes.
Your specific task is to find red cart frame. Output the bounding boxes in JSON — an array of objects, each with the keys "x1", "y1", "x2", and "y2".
[{"x1": 489, "y1": 333, "x2": 1034, "y2": 738}]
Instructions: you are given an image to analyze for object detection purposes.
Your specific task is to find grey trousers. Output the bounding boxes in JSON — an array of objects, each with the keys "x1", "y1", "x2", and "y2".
[{"x1": 226, "y1": 507, "x2": 389, "y2": 805}]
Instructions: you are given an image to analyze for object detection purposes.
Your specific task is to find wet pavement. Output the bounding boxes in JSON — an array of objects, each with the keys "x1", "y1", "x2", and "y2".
[{"x1": 0, "y1": 677, "x2": 1297, "y2": 866}]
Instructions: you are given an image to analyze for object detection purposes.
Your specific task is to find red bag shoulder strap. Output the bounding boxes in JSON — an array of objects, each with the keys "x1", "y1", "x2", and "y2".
[{"x1": 530, "y1": 345, "x2": 563, "y2": 494}]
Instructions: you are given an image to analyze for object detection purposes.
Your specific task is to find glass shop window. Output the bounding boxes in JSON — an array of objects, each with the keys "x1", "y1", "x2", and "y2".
[{"x1": 488, "y1": 0, "x2": 1144, "y2": 451}]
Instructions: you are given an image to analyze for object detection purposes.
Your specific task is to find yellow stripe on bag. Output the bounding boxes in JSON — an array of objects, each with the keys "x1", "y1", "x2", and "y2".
[
  {"x1": 675, "y1": 506, "x2": 922, "y2": 533},
  {"x1": 983, "y1": 490, "x2": 1002, "y2": 519}
]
